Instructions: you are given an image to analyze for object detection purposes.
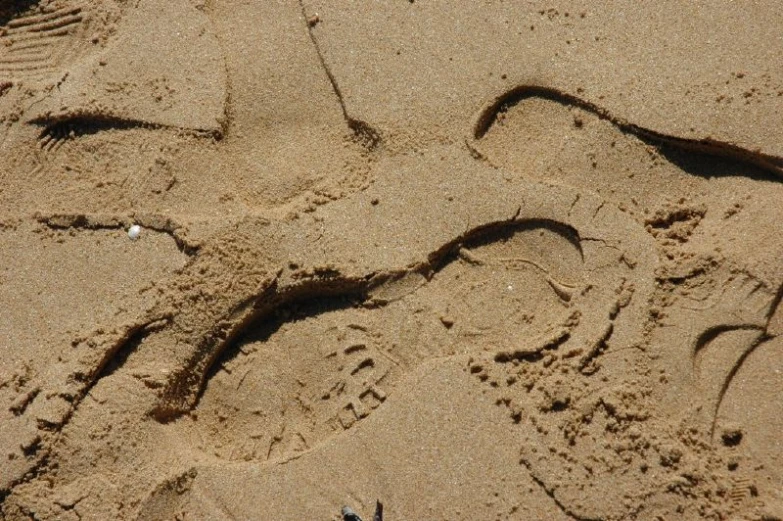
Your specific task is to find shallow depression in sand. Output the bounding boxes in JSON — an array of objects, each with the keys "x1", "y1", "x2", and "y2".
[{"x1": 174, "y1": 222, "x2": 588, "y2": 463}]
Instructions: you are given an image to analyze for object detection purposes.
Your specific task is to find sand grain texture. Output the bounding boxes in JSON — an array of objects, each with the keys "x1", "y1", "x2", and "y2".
[{"x1": 0, "y1": 2, "x2": 781, "y2": 520}]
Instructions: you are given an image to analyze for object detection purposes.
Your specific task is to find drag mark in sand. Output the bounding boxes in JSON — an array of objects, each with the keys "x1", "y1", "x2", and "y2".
[{"x1": 298, "y1": 0, "x2": 381, "y2": 150}]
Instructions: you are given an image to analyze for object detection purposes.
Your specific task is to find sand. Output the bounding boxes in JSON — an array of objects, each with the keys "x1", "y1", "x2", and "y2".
[{"x1": 0, "y1": 1, "x2": 781, "y2": 520}]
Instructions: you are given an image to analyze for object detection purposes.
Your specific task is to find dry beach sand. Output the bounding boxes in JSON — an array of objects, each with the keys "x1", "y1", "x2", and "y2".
[{"x1": 0, "y1": 1, "x2": 782, "y2": 520}]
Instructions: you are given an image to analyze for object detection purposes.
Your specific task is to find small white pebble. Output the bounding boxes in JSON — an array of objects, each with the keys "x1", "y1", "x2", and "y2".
[{"x1": 128, "y1": 224, "x2": 142, "y2": 240}]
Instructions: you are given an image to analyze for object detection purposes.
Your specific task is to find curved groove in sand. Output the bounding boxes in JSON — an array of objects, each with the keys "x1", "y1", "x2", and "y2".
[
  {"x1": 470, "y1": 85, "x2": 783, "y2": 178},
  {"x1": 709, "y1": 332, "x2": 772, "y2": 439},
  {"x1": 699, "y1": 282, "x2": 783, "y2": 437},
  {"x1": 297, "y1": 0, "x2": 382, "y2": 150},
  {"x1": 692, "y1": 324, "x2": 768, "y2": 432}
]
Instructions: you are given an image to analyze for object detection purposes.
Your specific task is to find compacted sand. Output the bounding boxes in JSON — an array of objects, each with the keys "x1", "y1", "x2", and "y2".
[{"x1": 1, "y1": 2, "x2": 782, "y2": 520}]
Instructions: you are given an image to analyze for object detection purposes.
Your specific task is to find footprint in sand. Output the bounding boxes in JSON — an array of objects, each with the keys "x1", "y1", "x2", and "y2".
[
  {"x1": 4, "y1": 159, "x2": 653, "y2": 520},
  {"x1": 0, "y1": 1, "x2": 89, "y2": 84},
  {"x1": 473, "y1": 85, "x2": 783, "y2": 430},
  {"x1": 12, "y1": 0, "x2": 227, "y2": 134},
  {"x1": 124, "y1": 162, "x2": 653, "y2": 521},
  {"x1": 0, "y1": 0, "x2": 226, "y2": 197},
  {"x1": 461, "y1": 85, "x2": 783, "y2": 520},
  {"x1": 8, "y1": 84, "x2": 782, "y2": 520},
  {"x1": 174, "y1": 218, "x2": 596, "y2": 463}
]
